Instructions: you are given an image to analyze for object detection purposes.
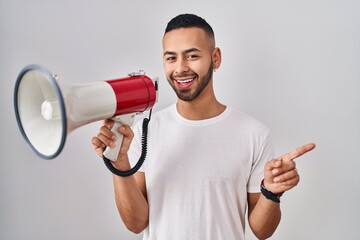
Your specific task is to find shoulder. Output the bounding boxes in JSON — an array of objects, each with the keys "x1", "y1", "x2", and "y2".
[
  {"x1": 132, "y1": 104, "x2": 175, "y2": 130},
  {"x1": 226, "y1": 107, "x2": 270, "y2": 134}
]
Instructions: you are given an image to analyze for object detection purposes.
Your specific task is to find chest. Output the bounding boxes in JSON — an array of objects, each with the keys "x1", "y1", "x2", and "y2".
[{"x1": 144, "y1": 125, "x2": 255, "y2": 189}]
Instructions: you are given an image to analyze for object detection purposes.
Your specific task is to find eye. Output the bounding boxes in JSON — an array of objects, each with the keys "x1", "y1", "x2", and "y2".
[
  {"x1": 187, "y1": 54, "x2": 199, "y2": 59},
  {"x1": 165, "y1": 56, "x2": 176, "y2": 62}
]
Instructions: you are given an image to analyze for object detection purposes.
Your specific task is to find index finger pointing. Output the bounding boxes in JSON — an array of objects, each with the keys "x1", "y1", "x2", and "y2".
[{"x1": 280, "y1": 143, "x2": 316, "y2": 162}]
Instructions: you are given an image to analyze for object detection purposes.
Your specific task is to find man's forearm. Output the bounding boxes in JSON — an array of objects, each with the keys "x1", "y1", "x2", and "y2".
[
  {"x1": 112, "y1": 159, "x2": 149, "y2": 234},
  {"x1": 248, "y1": 194, "x2": 281, "y2": 239}
]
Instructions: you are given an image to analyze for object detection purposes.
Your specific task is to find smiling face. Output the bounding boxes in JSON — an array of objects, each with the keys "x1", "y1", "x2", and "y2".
[{"x1": 162, "y1": 27, "x2": 220, "y2": 102}]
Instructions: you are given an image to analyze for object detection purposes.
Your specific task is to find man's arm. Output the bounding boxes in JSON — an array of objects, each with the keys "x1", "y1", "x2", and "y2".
[
  {"x1": 247, "y1": 143, "x2": 316, "y2": 239},
  {"x1": 92, "y1": 120, "x2": 149, "y2": 233},
  {"x1": 247, "y1": 192, "x2": 281, "y2": 239},
  {"x1": 112, "y1": 161, "x2": 149, "y2": 234}
]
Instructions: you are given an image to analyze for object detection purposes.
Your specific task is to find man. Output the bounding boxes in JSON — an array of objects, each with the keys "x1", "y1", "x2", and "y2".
[{"x1": 92, "y1": 14, "x2": 315, "y2": 239}]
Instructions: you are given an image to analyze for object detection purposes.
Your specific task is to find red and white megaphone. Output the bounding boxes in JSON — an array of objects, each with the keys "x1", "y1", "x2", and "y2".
[{"x1": 14, "y1": 64, "x2": 158, "y2": 166}]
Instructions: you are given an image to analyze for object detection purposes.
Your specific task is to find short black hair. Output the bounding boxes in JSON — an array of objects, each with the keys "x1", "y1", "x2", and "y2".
[{"x1": 165, "y1": 13, "x2": 214, "y2": 39}]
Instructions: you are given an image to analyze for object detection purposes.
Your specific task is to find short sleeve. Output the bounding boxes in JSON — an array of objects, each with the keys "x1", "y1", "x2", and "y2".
[{"x1": 247, "y1": 129, "x2": 274, "y2": 193}]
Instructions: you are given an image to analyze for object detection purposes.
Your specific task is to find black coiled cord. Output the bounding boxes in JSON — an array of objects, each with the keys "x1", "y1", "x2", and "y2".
[{"x1": 103, "y1": 110, "x2": 151, "y2": 177}]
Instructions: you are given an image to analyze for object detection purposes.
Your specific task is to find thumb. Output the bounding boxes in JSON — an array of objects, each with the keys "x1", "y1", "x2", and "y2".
[{"x1": 118, "y1": 125, "x2": 134, "y2": 155}]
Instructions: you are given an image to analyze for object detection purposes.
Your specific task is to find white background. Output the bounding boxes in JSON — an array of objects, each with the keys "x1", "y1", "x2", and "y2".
[{"x1": 1, "y1": 0, "x2": 359, "y2": 239}]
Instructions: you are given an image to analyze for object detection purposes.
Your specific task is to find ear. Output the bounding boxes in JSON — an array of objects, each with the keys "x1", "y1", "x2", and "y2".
[{"x1": 212, "y1": 47, "x2": 222, "y2": 70}]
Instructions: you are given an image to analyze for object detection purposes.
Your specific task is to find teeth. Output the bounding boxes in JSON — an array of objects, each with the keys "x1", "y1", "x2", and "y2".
[
  {"x1": 176, "y1": 79, "x2": 193, "y2": 83},
  {"x1": 175, "y1": 77, "x2": 194, "y2": 83}
]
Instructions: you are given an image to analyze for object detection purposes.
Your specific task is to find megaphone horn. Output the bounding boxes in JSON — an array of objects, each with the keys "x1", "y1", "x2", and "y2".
[{"x1": 14, "y1": 64, "x2": 158, "y2": 161}]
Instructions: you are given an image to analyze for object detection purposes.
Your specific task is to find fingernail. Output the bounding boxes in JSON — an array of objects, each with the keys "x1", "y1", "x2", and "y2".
[{"x1": 112, "y1": 136, "x2": 117, "y2": 141}]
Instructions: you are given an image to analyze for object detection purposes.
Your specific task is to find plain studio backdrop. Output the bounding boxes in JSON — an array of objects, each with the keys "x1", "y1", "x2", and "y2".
[{"x1": 1, "y1": 0, "x2": 359, "y2": 239}]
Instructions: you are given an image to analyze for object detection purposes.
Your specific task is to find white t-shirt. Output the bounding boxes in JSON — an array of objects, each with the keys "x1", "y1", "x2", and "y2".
[{"x1": 128, "y1": 104, "x2": 273, "y2": 240}]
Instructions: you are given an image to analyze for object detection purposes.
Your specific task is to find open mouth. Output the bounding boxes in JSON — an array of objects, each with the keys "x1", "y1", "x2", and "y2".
[{"x1": 173, "y1": 76, "x2": 196, "y2": 88}]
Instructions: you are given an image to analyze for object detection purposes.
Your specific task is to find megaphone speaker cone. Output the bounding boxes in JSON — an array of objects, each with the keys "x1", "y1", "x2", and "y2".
[{"x1": 14, "y1": 64, "x2": 67, "y2": 159}]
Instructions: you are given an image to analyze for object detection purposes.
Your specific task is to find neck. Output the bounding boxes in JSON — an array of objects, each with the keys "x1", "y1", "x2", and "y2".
[{"x1": 176, "y1": 82, "x2": 226, "y2": 120}]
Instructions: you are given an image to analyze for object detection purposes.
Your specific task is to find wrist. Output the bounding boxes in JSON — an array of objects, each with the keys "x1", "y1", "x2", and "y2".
[
  {"x1": 111, "y1": 159, "x2": 131, "y2": 171},
  {"x1": 103, "y1": 156, "x2": 135, "y2": 177},
  {"x1": 260, "y1": 179, "x2": 284, "y2": 203}
]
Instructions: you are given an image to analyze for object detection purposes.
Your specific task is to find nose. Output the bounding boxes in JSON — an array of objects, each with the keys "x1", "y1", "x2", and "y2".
[{"x1": 174, "y1": 57, "x2": 189, "y2": 74}]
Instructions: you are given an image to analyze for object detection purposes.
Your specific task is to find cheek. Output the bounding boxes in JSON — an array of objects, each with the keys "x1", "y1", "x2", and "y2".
[
  {"x1": 193, "y1": 62, "x2": 203, "y2": 71},
  {"x1": 191, "y1": 61, "x2": 209, "y2": 75},
  {"x1": 163, "y1": 63, "x2": 173, "y2": 76}
]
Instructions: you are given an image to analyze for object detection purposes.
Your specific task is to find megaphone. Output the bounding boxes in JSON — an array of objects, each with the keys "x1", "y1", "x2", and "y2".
[{"x1": 14, "y1": 64, "x2": 158, "y2": 168}]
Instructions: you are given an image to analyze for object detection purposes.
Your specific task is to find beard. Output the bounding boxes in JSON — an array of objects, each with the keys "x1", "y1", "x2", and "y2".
[{"x1": 168, "y1": 64, "x2": 214, "y2": 102}]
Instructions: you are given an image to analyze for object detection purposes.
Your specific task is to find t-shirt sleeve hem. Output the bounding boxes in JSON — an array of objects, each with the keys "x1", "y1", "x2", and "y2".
[{"x1": 247, "y1": 186, "x2": 261, "y2": 193}]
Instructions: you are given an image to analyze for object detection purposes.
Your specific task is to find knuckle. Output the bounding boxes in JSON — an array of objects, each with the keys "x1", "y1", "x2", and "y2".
[
  {"x1": 100, "y1": 125, "x2": 110, "y2": 132},
  {"x1": 91, "y1": 137, "x2": 100, "y2": 146},
  {"x1": 286, "y1": 161, "x2": 296, "y2": 171},
  {"x1": 96, "y1": 133, "x2": 113, "y2": 146},
  {"x1": 129, "y1": 131, "x2": 134, "y2": 139},
  {"x1": 97, "y1": 132, "x2": 103, "y2": 139}
]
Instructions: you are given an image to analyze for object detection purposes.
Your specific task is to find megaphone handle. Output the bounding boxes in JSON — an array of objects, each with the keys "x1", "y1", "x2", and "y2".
[{"x1": 103, "y1": 113, "x2": 136, "y2": 161}]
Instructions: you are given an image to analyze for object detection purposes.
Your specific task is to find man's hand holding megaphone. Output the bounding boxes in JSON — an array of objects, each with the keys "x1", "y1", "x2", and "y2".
[{"x1": 92, "y1": 119, "x2": 135, "y2": 171}]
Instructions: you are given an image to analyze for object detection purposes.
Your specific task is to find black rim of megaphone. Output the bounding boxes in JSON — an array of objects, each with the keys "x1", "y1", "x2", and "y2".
[{"x1": 14, "y1": 64, "x2": 67, "y2": 160}]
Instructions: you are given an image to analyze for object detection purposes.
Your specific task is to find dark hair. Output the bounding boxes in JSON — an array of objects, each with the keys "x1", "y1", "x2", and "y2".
[{"x1": 165, "y1": 13, "x2": 214, "y2": 39}]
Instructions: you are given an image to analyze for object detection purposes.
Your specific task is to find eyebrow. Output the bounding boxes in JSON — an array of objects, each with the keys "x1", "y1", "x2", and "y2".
[{"x1": 163, "y1": 48, "x2": 201, "y2": 56}]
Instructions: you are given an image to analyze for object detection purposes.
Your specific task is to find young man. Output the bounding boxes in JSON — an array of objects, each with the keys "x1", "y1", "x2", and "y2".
[{"x1": 92, "y1": 14, "x2": 315, "y2": 240}]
